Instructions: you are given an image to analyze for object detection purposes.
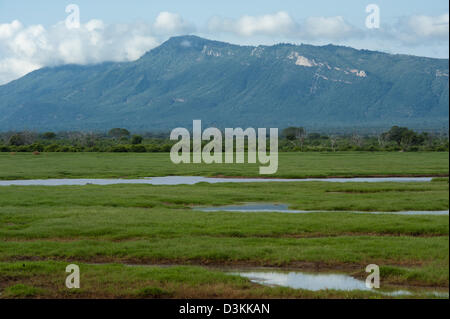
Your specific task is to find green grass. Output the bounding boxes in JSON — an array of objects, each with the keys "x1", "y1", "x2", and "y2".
[
  {"x1": 0, "y1": 152, "x2": 448, "y2": 298},
  {"x1": 2, "y1": 284, "x2": 47, "y2": 298},
  {"x1": 1, "y1": 236, "x2": 447, "y2": 270},
  {"x1": 0, "y1": 261, "x2": 443, "y2": 299},
  {"x1": 0, "y1": 181, "x2": 448, "y2": 292},
  {"x1": 0, "y1": 181, "x2": 448, "y2": 212},
  {"x1": 0, "y1": 152, "x2": 448, "y2": 180},
  {"x1": 0, "y1": 205, "x2": 448, "y2": 241}
]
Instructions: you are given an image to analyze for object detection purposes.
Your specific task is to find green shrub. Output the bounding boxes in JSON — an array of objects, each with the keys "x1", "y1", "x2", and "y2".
[
  {"x1": 146, "y1": 145, "x2": 161, "y2": 152},
  {"x1": 161, "y1": 144, "x2": 172, "y2": 152},
  {"x1": 8, "y1": 134, "x2": 26, "y2": 146},
  {"x1": 30, "y1": 143, "x2": 44, "y2": 152},
  {"x1": 16, "y1": 145, "x2": 31, "y2": 152},
  {"x1": 130, "y1": 144, "x2": 147, "y2": 153},
  {"x1": 45, "y1": 144, "x2": 60, "y2": 152},
  {"x1": 58, "y1": 146, "x2": 71, "y2": 152},
  {"x1": 110, "y1": 145, "x2": 129, "y2": 152},
  {"x1": 131, "y1": 135, "x2": 143, "y2": 145},
  {"x1": 85, "y1": 146, "x2": 100, "y2": 152}
]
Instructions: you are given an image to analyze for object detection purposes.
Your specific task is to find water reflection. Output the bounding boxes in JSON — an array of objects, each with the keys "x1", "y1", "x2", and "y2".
[
  {"x1": 198, "y1": 203, "x2": 449, "y2": 216},
  {"x1": 0, "y1": 176, "x2": 434, "y2": 186},
  {"x1": 236, "y1": 271, "x2": 449, "y2": 297},
  {"x1": 238, "y1": 271, "x2": 368, "y2": 291}
]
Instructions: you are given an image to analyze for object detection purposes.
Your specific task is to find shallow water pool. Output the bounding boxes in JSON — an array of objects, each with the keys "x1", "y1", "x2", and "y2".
[
  {"x1": 235, "y1": 270, "x2": 449, "y2": 297},
  {"x1": 0, "y1": 176, "x2": 435, "y2": 186},
  {"x1": 197, "y1": 203, "x2": 449, "y2": 216}
]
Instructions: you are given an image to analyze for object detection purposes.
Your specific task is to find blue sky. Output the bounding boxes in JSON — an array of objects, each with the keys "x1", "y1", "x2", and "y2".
[
  {"x1": 0, "y1": 0, "x2": 448, "y2": 84},
  {"x1": 0, "y1": 0, "x2": 448, "y2": 27}
]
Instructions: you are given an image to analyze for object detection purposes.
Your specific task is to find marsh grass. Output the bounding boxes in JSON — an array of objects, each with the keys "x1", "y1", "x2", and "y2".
[
  {"x1": 0, "y1": 152, "x2": 448, "y2": 180},
  {"x1": 2, "y1": 284, "x2": 47, "y2": 298},
  {"x1": 0, "y1": 181, "x2": 448, "y2": 212},
  {"x1": 0, "y1": 261, "x2": 443, "y2": 299},
  {"x1": 0, "y1": 152, "x2": 448, "y2": 298}
]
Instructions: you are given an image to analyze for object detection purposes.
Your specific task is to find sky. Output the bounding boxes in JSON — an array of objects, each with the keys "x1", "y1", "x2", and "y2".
[{"x1": 0, "y1": 0, "x2": 448, "y2": 84}]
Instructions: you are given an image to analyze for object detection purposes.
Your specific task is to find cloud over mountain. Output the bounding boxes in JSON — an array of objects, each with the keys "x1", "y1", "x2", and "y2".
[
  {"x1": 0, "y1": 35, "x2": 447, "y2": 131},
  {"x1": 208, "y1": 12, "x2": 359, "y2": 40},
  {"x1": 208, "y1": 11, "x2": 297, "y2": 37},
  {"x1": 0, "y1": 11, "x2": 195, "y2": 85},
  {"x1": 395, "y1": 13, "x2": 449, "y2": 43},
  {"x1": 0, "y1": 11, "x2": 448, "y2": 85}
]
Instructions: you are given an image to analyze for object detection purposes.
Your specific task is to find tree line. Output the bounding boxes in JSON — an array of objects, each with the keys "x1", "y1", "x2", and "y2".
[
  {"x1": 280, "y1": 126, "x2": 448, "y2": 152},
  {"x1": 0, "y1": 126, "x2": 448, "y2": 153}
]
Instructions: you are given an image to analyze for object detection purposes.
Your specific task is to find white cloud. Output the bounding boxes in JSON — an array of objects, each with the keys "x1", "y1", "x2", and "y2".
[
  {"x1": 0, "y1": 11, "x2": 448, "y2": 85},
  {"x1": 124, "y1": 35, "x2": 159, "y2": 61},
  {"x1": 0, "y1": 57, "x2": 41, "y2": 84},
  {"x1": 0, "y1": 20, "x2": 22, "y2": 39},
  {"x1": 206, "y1": 11, "x2": 448, "y2": 58},
  {"x1": 409, "y1": 14, "x2": 449, "y2": 38},
  {"x1": 0, "y1": 12, "x2": 193, "y2": 85},
  {"x1": 207, "y1": 12, "x2": 359, "y2": 40},
  {"x1": 207, "y1": 11, "x2": 449, "y2": 45},
  {"x1": 360, "y1": 13, "x2": 449, "y2": 55},
  {"x1": 208, "y1": 11, "x2": 296, "y2": 37},
  {"x1": 153, "y1": 11, "x2": 195, "y2": 35},
  {"x1": 301, "y1": 16, "x2": 358, "y2": 40},
  {"x1": 396, "y1": 13, "x2": 449, "y2": 43}
]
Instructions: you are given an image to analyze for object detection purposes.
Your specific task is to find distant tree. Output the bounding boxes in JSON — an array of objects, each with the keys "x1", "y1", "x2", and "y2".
[
  {"x1": 383, "y1": 126, "x2": 424, "y2": 150},
  {"x1": 42, "y1": 132, "x2": 56, "y2": 140},
  {"x1": 82, "y1": 132, "x2": 99, "y2": 148},
  {"x1": 421, "y1": 132, "x2": 434, "y2": 148},
  {"x1": 119, "y1": 136, "x2": 129, "y2": 144},
  {"x1": 282, "y1": 127, "x2": 307, "y2": 150},
  {"x1": 385, "y1": 126, "x2": 408, "y2": 146},
  {"x1": 400, "y1": 130, "x2": 424, "y2": 151},
  {"x1": 8, "y1": 134, "x2": 25, "y2": 146},
  {"x1": 378, "y1": 132, "x2": 389, "y2": 148},
  {"x1": 9, "y1": 131, "x2": 37, "y2": 145},
  {"x1": 131, "y1": 135, "x2": 143, "y2": 145},
  {"x1": 108, "y1": 128, "x2": 130, "y2": 139},
  {"x1": 330, "y1": 135, "x2": 338, "y2": 152},
  {"x1": 351, "y1": 133, "x2": 363, "y2": 147},
  {"x1": 23, "y1": 131, "x2": 37, "y2": 144},
  {"x1": 68, "y1": 132, "x2": 84, "y2": 145},
  {"x1": 307, "y1": 133, "x2": 321, "y2": 140},
  {"x1": 282, "y1": 127, "x2": 304, "y2": 140}
]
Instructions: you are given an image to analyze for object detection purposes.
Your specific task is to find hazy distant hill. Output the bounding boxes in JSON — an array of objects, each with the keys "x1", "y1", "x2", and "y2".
[{"x1": 0, "y1": 35, "x2": 448, "y2": 132}]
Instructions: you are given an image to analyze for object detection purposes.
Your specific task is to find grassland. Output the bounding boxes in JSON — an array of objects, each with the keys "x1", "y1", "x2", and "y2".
[
  {"x1": 3, "y1": 261, "x2": 429, "y2": 299},
  {"x1": 0, "y1": 152, "x2": 448, "y2": 298},
  {"x1": 0, "y1": 152, "x2": 448, "y2": 180}
]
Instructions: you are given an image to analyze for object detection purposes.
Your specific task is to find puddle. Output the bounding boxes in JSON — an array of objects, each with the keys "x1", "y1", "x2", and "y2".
[
  {"x1": 200, "y1": 203, "x2": 300, "y2": 213},
  {"x1": 235, "y1": 271, "x2": 449, "y2": 297},
  {"x1": 197, "y1": 203, "x2": 449, "y2": 216},
  {"x1": 0, "y1": 176, "x2": 435, "y2": 186},
  {"x1": 238, "y1": 271, "x2": 368, "y2": 291},
  {"x1": 86, "y1": 261, "x2": 448, "y2": 298}
]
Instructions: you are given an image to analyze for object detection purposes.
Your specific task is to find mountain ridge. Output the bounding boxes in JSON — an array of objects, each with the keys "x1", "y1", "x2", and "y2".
[{"x1": 0, "y1": 35, "x2": 448, "y2": 132}]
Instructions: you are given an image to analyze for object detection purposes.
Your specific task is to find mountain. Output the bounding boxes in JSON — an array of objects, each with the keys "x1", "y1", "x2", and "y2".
[{"x1": 0, "y1": 35, "x2": 448, "y2": 132}]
